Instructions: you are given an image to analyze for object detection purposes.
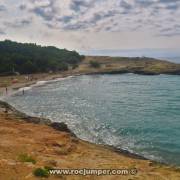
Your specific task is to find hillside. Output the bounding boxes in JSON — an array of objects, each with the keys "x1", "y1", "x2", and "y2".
[
  {"x1": 75, "y1": 56, "x2": 180, "y2": 75},
  {"x1": 0, "y1": 40, "x2": 84, "y2": 75},
  {"x1": 0, "y1": 40, "x2": 180, "y2": 76}
]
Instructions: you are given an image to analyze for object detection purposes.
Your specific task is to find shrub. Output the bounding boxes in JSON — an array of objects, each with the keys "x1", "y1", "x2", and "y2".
[
  {"x1": 18, "y1": 153, "x2": 36, "y2": 164},
  {"x1": 72, "y1": 64, "x2": 79, "y2": 69},
  {"x1": 90, "y1": 61, "x2": 101, "y2": 68},
  {"x1": 33, "y1": 168, "x2": 49, "y2": 178}
]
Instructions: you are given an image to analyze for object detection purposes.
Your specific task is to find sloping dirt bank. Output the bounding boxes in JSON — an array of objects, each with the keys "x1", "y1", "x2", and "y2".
[{"x1": 0, "y1": 101, "x2": 180, "y2": 180}]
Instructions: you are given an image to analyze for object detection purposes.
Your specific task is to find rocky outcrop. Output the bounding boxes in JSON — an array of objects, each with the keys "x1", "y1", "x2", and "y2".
[{"x1": 50, "y1": 122, "x2": 76, "y2": 137}]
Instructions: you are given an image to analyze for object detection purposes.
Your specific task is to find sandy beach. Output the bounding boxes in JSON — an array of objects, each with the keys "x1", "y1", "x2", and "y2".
[{"x1": 0, "y1": 72, "x2": 72, "y2": 97}]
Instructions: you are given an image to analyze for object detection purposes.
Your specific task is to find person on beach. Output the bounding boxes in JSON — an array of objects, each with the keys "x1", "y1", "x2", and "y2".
[
  {"x1": 5, "y1": 87, "x2": 8, "y2": 95},
  {"x1": 4, "y1": 107, "x2": 8, "y2": 114},
  {"x1": 22, "y1": 89, "x2": 25, "y2": 95}
]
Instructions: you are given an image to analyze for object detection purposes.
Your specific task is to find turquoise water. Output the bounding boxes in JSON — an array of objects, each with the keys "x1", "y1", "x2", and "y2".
[{"x1": 5, "y1": 74, "x2": 180, "y2": 166}]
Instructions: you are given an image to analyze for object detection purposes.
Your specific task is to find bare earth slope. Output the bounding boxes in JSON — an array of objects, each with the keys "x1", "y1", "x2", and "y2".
[{"x1": 0, "y1": 101, "x2": 180, "y2": 180}]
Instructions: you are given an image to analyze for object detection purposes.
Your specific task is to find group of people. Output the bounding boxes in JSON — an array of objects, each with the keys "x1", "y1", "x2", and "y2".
[{"x1": 25, "y1": 75, "x2": 37, "y2": 81}]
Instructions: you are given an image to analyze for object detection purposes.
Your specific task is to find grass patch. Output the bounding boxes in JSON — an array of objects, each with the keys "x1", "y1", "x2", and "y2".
[
  {"x1": 89, "y1": 61, "x2": 101, "y2": 68},
  {"x1": 18, "y1": 153, "x2": 36, "y2": 164}
]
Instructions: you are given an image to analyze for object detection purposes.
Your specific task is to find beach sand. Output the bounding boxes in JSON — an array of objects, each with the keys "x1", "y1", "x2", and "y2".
[{"x1": 0, "y1": 73, "x2": 71, "y2": 96}]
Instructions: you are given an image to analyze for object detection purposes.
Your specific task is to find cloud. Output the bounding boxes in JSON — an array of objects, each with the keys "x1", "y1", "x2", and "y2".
[
  {"x1": 158, "y1": 32, "x2": 180, "y2": 37},
  {"x1": 4, "y1": 19, "x2": 32, "y2": 28},
  {"x1": 19, "y1": 4, "x2": 27, "y2": 11},
  {"x1": 70, "y1": 0, "x2": 94, "y2": 12},
  {"x1": 120, "y1": 0, "x2": 132, "y2": 9},
  {"x1": 135, "y1": 0, "x2": 155, "y2": 7},
  {"x1": 158, "y1": 23, "x2": 180, "y2": 37},
  {"x1": 29, "y1": 0, "x2": 56, "y2": 21},
  {"x1": 16, "y1": 0, "x2": 178, "y2": 36},
  {"x1": 32, "y1": 7, "x2": 54, "y2": 21},
  {"x1": 0, "y1": 29, "x2": 5, "y2": 35},
  {"x1": 0, "y1": 5, "x2": 6, "y2": 11},
  {"x1": 165, "y1": 3, "x2": 178, "y2": 10},
  {"x1": 58, "y1": 16, "x2": 73, "y2": 23},
  {"x1": 159, "y1": 0, "x2": 179, "y2": 3},
  {"x1": 0, "y1": 0, "x2": 180, "y2": 50}
]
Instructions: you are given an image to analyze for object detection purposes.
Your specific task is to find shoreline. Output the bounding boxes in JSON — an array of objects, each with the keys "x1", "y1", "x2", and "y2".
[
  {"x1": 0, "y1": 74, "x2": 178, "y2": 168},
  {"x1": 1, "y1": 100, "x2": 180, "y2": 179},
  {"x1": 1, "y1": 73, "x2": 180, "y2": 178},
  {"x1": 0, "y1": 99, "x2": 177, "y2": 166},
  {"x1": 0, "y1": 100, "x2": 147, "y2": 160},
  {"x1": 0, "y1": 71, "x2": 179, "y2": 100}
]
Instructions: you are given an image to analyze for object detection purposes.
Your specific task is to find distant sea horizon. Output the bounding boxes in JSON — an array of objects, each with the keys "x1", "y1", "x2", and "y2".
[{"x1": 80, "y1": 49, "x2": 180, "y2": 64}]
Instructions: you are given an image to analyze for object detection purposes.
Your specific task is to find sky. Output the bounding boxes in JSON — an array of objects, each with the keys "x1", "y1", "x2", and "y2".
[{"x1": 0, "y1": 0, "x2": 180, "y2": 54}]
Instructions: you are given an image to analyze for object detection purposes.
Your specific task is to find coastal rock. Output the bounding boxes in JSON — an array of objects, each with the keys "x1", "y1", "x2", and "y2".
[
  {"x1": 50, "y1": 122, "x2": 76, "y2": 137},
  {"x1": 24, "y1": 117, "x2": 51, "y2": 125},
  {"x1": 165, "y1": 70, "x2": 180, "y2": 75},
  {"x1": 132, "y1": 70, "x2": 160, "y2": 75}
]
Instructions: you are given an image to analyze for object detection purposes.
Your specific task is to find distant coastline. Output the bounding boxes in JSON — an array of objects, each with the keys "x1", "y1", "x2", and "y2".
[{"x1": 1, "y1": 55, "x2": 180, "y2": 97}]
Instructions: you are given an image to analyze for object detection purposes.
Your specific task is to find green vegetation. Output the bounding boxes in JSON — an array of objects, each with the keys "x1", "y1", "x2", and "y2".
[
  {"x1": 72, "y1": 64, "x2": 79, "y2": 69},
  {"x1": 90, "y1": 60, "x2": 101, "y2": 68},
  {"x1": 18, "y1": 153, "x2": 36, "y2": 164},
  {"x1": 33, "y1": 167, "x2": 49, "y2": 178},
  {"x1": 0, "y1": 40, "x2": 85, "y2": 75}
]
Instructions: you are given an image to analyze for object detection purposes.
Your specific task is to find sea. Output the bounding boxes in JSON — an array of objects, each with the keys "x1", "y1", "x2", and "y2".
[
  {"x1": 4, "y1": 71, "x2": 180, "y2": 166},
  {"x1": 161, "y1": 57, "x2": 180, "y2": 64}
]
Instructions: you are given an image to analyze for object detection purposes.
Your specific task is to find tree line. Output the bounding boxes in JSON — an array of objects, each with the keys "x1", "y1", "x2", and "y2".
[{"x1": 0, "y1": 40, "x2": 85, "y2": 75}]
